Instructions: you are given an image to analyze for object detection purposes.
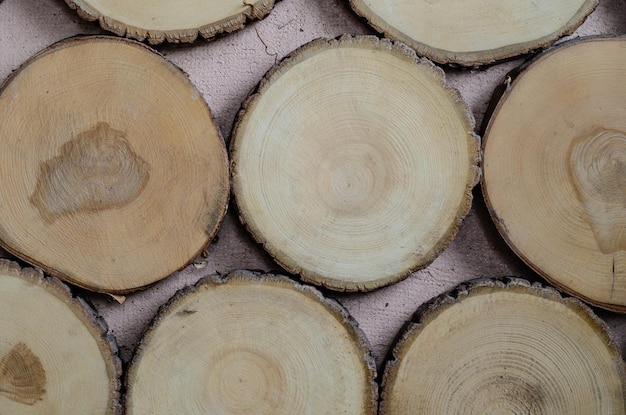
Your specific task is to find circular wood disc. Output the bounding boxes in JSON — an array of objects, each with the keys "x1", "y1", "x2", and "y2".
[
  {"x1": 0, "y1": 260, "x2": 121, "y2": 414},
  {"x1": 65, "y1": 0, "x2": 275, "y2": 44},
  {"x1": 348, "y1": 0, "x2": 597, "y2": 66},
  {"x1": 231, "y1": 36, "x2": 479, "y2": 291},
  {"x1": 483, "y1": 36, "x2": 626, "y2": 311},
  {"x1": 0, "y1": 36, "x2": 229, "y2": 294},
  {"x1": 380, "y1": 278, "x2": 626, "y2": 414},
  {"x1": 125, "y1": 270, "x2": 378, "y2": 415}
]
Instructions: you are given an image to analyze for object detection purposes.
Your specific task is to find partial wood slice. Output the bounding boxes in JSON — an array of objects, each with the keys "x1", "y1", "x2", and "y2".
[
  {"x1": 231, "y1": 36, "x2": 479, "y2": 291},
  {"x1": 483, "y1": 36, "x2": 626, "y2": 312},
  {"x1": 125, "y1": 270, "x2": 378, "y2": 415},
  {"x1": 0, "y1": 36, "x2": 229, "y2": 294},
  {"x1": 348, "y1": 0, "x2": 597, "y2": 66},
  {"x1": 65, "y1": 0, "x2": 275, "y2": 44},
  {"x1": 0, "y1": 259, "x2": 121, "y2": 414},
  {"x1": 381, "y1": 277, "x2": 626, "y2": 414}
]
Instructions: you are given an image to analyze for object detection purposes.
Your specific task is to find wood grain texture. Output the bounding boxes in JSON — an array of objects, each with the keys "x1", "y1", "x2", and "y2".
[
  {"x1": 64, "y1": 0, "x2": 276, "y2": 44},
  {"x1": 0, "y1": 259, "x2": 121, "y2": 414},
  {"x1": 231, "y1": 35, "x2": 479, "y2": 291},
  {"x1": 0, "y1": 36, "x2": 229, "y2": 294},
  {"x1": 0, "y1": 343, "x2": 46, "y2": 406},
  {"x1": 483, "y1": 36, "x2": 626, "y2": 311},
  {"x1": 125, "y1": 270, "x2": 378, "y2": 415},
  {"x1": 3, "y1": 0, "x2": 625, "y2": 374},
  {"x1": 349, "y1": 0, "x2": 598, "y2": 66},
  {"x1": 380, "y1": 278, "x2": 626, "y2": 414}
]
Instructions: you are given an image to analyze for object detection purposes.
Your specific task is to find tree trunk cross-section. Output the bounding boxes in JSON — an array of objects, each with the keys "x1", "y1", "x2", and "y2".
[
  {"x1": 0, "y1": 260, "x2": 122, "y2": 414},
  {"x1": 380, "y1": 278, "x2": 626, "y2": 414},
  {"x1": 483, "y1": 36, "x2": 626, "y2": 312},
  {"x1": 125, "y1": 270, "x2": 378, "y2": 415},
  {"x1": 348, "y1": 0, "x2": 598, "y2": 66},
  {"x1": 231, "y1": 36, "x2": 479, "y2": 291},
  {"x1": 65, "y1": 0, "x2": 276, "y2": 44},
  {"x1": 0, "y1": 36, "x2": 229, "y2": 294}
]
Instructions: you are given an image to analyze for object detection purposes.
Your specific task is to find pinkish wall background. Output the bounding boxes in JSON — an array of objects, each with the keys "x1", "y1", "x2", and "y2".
[{"x1": 1, "y1": 0, "x2": 626, "y2": 371}]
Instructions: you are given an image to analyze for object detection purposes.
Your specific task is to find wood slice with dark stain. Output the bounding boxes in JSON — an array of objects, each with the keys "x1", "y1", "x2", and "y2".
[
  {"x1": 482, "y1": 36, "x2": 626, "y2": 312},
  {"x1": 0, "y1": 259, "x2": 121, "y2": 414},
  {"x1": 0, "y1": 36, "x2": 229, "y2": 294}
]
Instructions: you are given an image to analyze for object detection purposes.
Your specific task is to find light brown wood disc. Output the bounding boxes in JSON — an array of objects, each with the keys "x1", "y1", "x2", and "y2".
[
  {"x1": 125, "y1": 270, "x2": 378, "y2": 415},
  {"x1": 483, "y1": 36, "x2": 626, "y2": 311},
  {"x1": 380, "y1": 278, "x2": 626, "y2": 414},
  {"x1": 231, "y1": 36, "x2": 479, "y2": 291},
  {"x1": 65, "y1": 0, "x2": 275, "y2": 44},
  {"x1": 348, "y1": 0, "x2": 597, "y2": 66},
  {"x1": 0, "y1": 36, "x2": 229, "y2": 294},
  {"x1": 0, "y1": 260, "x2": 121, "y2": 414}
]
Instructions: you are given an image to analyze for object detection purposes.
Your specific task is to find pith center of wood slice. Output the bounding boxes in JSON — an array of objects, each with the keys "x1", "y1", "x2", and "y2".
[
  {"x1": 65, "y1": 0, "x2": 276, "y2": 44},
  {"x1": 482, "y1": 36, "x2": 626, "y2": 311},
  {"x1": 125, "y1": 270, "x2": 378, "y2": 415},
  {"x1": 231, "y1": 36, "x2": 479, "y2": 291},
  {"x1": 381, "y1": 278, "x2": 626, "y2": 414},
  {"x1": 0, "y1": 36, "x2": 229, "y2": 293},
  {"x1": 348, "y1": 0, "x2": 597, "y2": 66},
  {"x1": 0, "y1": 260, "x2": 121, "y2": 414}
]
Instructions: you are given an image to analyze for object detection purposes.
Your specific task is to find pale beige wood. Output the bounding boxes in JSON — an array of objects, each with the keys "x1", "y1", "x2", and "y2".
[
  {"x1": 483, "y1": 36, "x2": 626, "y2": 311},
  {"x1": 65, "y1": 0, "x2": 275, "y2": 44},
  {"x1": 0, "y1": 259, "x2": 121, "y2": 414},
  {"x1": 349, "y1": 0, "x2": 597, "y2": 66},
  {"x1": 125, "y1": 270, "x2": 378, "y2": 415},
  {"x1": 381, "y1": 278, "x2": 626, "y2": 414},
  {"x1": 0, "y1": 36, "x2": 229, "y2": 294},
  {"x1": 231, "y1": 36, "x2": 479, "y2": 291}
]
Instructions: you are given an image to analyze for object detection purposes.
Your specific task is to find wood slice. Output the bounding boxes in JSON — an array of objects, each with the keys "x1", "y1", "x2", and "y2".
[
  {"x1": 64, "y1": 0, "x2": 275, "y2": 44},
  {"x1": 0, "y1": 36, "x2": 229, "y2": 294},
  {"x1": 231, "y1": 36, "x2": 479, "y2": 291},
  {"x1": 125, "y1": 270, "x2": 378, "y2": 415},
  {"x1": 380, "y1": 278, "x2": 626, "y2": 414},
  {"x1": 348, "y1": 0, "x2": 597, "y2": 66},
  {"x1": 483, "y1": 36, "x2": 626, "y2": 311},
  {"x1": 0, "y1": 259, "x2": 121, "y2": 414}
]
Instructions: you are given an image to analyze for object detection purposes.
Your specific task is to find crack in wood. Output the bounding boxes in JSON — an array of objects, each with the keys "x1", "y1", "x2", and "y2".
[{"x1": 611, "y1": 255, "x2": 615, "y2": 299}]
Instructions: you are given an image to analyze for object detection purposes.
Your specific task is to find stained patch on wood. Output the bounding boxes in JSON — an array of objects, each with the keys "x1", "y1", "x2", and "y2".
[
  {"x1": 0, "y1": 343, "x2": 46, "y2": 405},
  {"x1": 569, "y1": 129, "x2": 626, "y2": 254},
  {"x1": 30, "y1": 122, "x2": 150, "y2": 223}
]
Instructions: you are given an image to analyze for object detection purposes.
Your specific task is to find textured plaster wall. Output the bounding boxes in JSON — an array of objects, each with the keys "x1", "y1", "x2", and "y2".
[{"x1": 1, "y1": 0, "x2": 626, "y2": 371}]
